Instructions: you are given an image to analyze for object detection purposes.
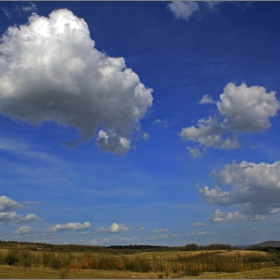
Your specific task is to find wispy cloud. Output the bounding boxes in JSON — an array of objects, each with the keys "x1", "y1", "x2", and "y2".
[
  {"x1": 0, "y1": 212, "x2": 41, "y2": 225},
  {"x1": 186, "y1": 231, "x2": 211, "y2": 236},
  {"x1": 1, "y1": 2, "x2": 36, "y2": 18},
  {"x1": 167, "y1": 2, "x2": 199, "y2": 21},
  {"x1": 152, "y1": 228, "x2": 168, "y2": 233},
  {"x1": 199, "y1": 94, "x2": 215, "y2": 104},
  {"x1": 153, "y1": 118, "x2": 168, "y2": 129},
  {"x1": 148, "y1": 234, "x2": 168, "y2": 240},
  {"x1": 45, "y1": 222, "x2": 91, "y2": 233},
  {"x1": 191, "y1": 222, "x2": 207, "y2": 227}
]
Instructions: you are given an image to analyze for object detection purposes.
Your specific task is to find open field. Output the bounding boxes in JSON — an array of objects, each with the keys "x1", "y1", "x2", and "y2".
[{"x1": 0, "y1": 246, "x2": 279, "y2": 279}]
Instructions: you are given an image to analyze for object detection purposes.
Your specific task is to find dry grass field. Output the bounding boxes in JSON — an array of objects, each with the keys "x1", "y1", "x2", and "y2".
[
  {"x1": 1, "y1": 265, "x2": 280, "y2": 279},
  {"x1": 0, "y1": 246, "x2": 279, "y2": 279}
]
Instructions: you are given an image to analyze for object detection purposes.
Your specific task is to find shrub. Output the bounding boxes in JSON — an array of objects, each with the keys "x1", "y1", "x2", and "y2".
[
  {"x1": 4, "y1": 250, "x2": 19, "y2": 266},
  {"x1": 19, "y1": 249, "x2": 32, "y2": 268}
]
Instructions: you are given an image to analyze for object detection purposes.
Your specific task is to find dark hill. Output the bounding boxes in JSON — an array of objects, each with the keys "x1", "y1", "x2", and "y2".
[{"x1": 248, "y1": 241, "x2": 280, "y2": 248}]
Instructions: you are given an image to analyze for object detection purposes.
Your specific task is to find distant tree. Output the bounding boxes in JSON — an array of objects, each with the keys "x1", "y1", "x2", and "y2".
[{"x1": 184, "y1": 244, "x2": 199, "y2": 251}]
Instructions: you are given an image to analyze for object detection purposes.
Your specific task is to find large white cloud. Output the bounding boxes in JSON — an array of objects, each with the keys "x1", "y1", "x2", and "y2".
[
  {"x1": 0, "y1": 9, "x2": 153, "y2": 154},
  {"x1": 180, "y1": 83, "x2": 279, "y2": 154},
  {"x1": 200, "y1": 161, "x2": 280, "y2": 221},
  {"x1": 45, "y1": 222, "x2": 91, "y2": 233}
]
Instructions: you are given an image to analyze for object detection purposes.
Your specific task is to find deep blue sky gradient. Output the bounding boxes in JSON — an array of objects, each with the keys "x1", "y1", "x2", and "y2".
[{"x1": 0, "y1": 1, "x2": 280, "y2": 246}]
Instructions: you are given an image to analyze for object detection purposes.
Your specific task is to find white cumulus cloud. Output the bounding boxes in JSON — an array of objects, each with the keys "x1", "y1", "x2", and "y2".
[
  {"x1": 0, "y1": 9, "x2": 153, "y2": 155},
  {"x1": 180, "y1": 83, "x2": 279, "y2": 155},
  {"x1": 45, "y1": 222, "x2": 91, "y2": 233},
  {"x1": 201, "y1": 160, "x2": 280, "y2": 221},
  {"x1": 217, "y1": 83, "x2": 279, "y2": 132}
]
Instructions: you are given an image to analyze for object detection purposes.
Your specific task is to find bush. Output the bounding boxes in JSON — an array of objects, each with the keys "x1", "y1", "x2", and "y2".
[
  {"x1": 19, "y1": 249, "x2": 32, "y2": 268},
  {"x1": 4, "y1": 250, "x2": 19, "y2": 266}
]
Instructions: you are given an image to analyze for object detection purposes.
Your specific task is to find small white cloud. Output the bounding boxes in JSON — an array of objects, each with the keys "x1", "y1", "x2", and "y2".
[
  {"x1": 148, "y1": 234, "x2": 168, "y2": 240},
  {"x1": 96, "y1": 222, "x2": 132, "y2": 233},
  {"x1": 0, "y1": 212, "x2": 41, "y2": 225},
  {"x1": 139, "y1": 227, "x2": 145, "y2": 231},
  {"x1": 209, "y1": 209, "x2": 246, "y2": 223},
  {"x1": 152, "y1": 229, "x2": 168, "y2": 233},
  {"x1": 153, "y1": 118, "x2": 168, "y2": 128},
  {"x1": 249, "y1": 215, "x2": 267, "y2": 221},
  {"x1": 199, "y1": 186, "x2": 231, "y2": 206},
  {"x1": 96, "y1": 130, "x2": 132, "y2": 155},
  {"x1": 89, "y1": 238, "x2": 98, "y2": 245},
  {"x1": 0, "y1": 196, "x2": 23, "y2": 212},
  {"x1": 167, "y1": 1, "x2": 199, "y2": 21},
  {"x1": 142, "y1": 133, "x2": 150, "y2": 141},
  {"x1": 13, "y1": 225, "x2": 39, "y2": 235},
  {"x1": 45, "y1": 222, "x2": 91, "y2": 233},
  {"x1": 1, "y1": 7, "x2": 12, "y2": 18},
  {"x1": 186, "y1": 146, "x2": 203, "y2": 158},
  {"x1": 191, "y1": 222, "x2": 207, "y2": 227},
  {"x1": 21, "y1": 2, "x2": 37, "y2": 12},
  {"x1": 270, "y1": 208, "x2": 280, "y2": 214},
  {"x1": 199, "y1": 94, "x2": 215, "y2": 104},
  {"x1": 186, "y1": 231, "x2": 210, "y2": 236}
]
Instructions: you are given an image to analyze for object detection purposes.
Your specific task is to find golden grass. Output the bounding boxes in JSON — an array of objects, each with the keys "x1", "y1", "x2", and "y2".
[
  {"x1": 1, "y1": 265, "x2": 280, "y2": 279},
  {"x1": 0, "y1": 265, "x2": 157, "y2": 279}
]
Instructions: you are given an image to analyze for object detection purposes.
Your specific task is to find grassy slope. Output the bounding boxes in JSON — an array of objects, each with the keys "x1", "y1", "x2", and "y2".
[{"x1": 0, "y1": 250, "x2": 279, "y2": 279}]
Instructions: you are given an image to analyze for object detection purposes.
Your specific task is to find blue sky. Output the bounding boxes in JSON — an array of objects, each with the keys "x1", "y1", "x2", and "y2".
[{"x1": 0, "y1": 1, "x2": 280, "y2": 247}]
